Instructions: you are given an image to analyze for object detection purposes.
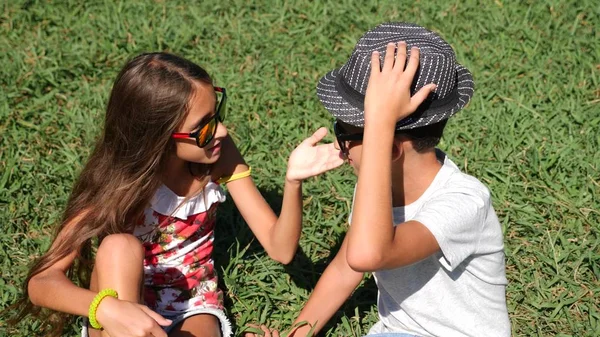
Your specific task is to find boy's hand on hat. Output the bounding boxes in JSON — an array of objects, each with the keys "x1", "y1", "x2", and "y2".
[
  {"x1": 364, "y1": 42, "x2": 437, "y2": 127},
  {"x1": 286, "y1": 127, "x2": 344, "y2": 183}
]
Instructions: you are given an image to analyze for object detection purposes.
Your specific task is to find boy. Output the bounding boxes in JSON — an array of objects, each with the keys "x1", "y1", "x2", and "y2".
[{"x1": 250, "y1": 22, "x2": 510, "y2": 337}]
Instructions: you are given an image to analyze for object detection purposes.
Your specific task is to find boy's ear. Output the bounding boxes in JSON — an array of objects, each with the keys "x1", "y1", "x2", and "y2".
[{"x1": 391, "y1": 139, "x2": 404, "y2": 162}]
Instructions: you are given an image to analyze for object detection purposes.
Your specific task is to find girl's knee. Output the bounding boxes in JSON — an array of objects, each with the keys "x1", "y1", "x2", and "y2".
[{"x1": 96, "y1": 233, "x2": 144, "y2": 265}]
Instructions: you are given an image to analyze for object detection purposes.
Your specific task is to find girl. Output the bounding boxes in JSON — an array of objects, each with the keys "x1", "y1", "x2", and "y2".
[{"x1": 13, "y1": 52, "x2": 344, "y2": 337}]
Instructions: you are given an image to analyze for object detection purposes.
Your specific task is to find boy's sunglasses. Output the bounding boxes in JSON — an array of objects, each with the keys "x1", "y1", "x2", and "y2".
[
  {"x1": 172, "y1": 87, "x2": 227, "y2": 148},
  {"x1": 333, "y1": 121, "x2": 364, "y2": 158}
]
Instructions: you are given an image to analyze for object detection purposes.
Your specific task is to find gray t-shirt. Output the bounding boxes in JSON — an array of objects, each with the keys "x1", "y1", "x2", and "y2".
[{"x1": 359, "y1": 150, "x2": 510, "y2": 337}]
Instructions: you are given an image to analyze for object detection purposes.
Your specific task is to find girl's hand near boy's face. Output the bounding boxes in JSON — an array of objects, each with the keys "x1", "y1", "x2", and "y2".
[
  {"x1": 364, "y1": 42, "x2": 437, "y2": 128},
  {"x1": 286, "y1": 127, "x2": 344, "y2": 183}
]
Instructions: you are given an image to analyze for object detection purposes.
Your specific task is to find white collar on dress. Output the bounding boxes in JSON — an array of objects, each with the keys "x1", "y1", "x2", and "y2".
[{"x1": 150, "y1": 181, "x2": 226, "y2": 220}]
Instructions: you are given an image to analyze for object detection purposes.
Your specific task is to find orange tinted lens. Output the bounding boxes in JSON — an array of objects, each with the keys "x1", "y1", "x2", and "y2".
[{"x1": 197, "y1": 118, "x2": 217, "y2": 147}]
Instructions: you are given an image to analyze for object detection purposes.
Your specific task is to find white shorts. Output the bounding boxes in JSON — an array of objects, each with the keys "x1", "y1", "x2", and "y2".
[{"x1": 81, "y1": 307, "x2": 232, "y2": 337}]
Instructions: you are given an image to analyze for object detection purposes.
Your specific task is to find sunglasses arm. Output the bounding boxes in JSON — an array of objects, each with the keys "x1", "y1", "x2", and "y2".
[{"x1": 172, "y1": 133, "x2": 192, "y2": 139}]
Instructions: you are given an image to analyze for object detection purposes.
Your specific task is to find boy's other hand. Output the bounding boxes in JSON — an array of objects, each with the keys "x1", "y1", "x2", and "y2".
[
  {"x1": 286, "y1": 127, "x2": 344, "y2": 183},
  {"x1": 364, "y1": 42, "x2": 437, "y2": 127},
  {"x1": 244, "y1": 324, "x2": 281, "y2": 337}
]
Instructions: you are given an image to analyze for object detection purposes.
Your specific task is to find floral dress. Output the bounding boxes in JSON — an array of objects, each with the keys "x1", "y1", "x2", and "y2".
[{"x1": 132, "y1": 181, "x2": 231, "y2": 335}]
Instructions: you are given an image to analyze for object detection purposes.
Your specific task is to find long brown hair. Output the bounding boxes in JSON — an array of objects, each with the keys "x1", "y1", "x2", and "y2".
[{"x1": 8, "y1": 52, "x2": 213, "y2": 336}]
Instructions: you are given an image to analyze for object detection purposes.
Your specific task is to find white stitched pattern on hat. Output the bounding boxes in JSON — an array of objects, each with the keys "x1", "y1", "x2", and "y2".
[
  {"x1": 319, "y1": 81, "x2": 335, "y2": 87},
  {"x1": 414, "y1": 55, "x2": 425, "y2": 90},
  {"x1": 457, "y1": 72, "x2": 471, "y2": 79},
  {"x1": 334, "y1": 107, "x2": 362, "y2": 111},
  {"x1": 378, "y1": 24, "x2": 430, "y2": 31},
  {"x1": 431, "y1": 56, "x2": 441, "y2": 97},
  {"x1": 351, "y1": 54, "x2": 367, "y2": 89},
  {"x1": 439, "y1": 56, "x2": 449, "y2": 97},
  {"x1": 359, "y1": 62, "x2": 371, "y2": 93},
  {"x1": 318, "y1": 97, "x2": 343, "y2": 104},
  {"x1": 317, "y1": 92, "x2": 342, "y2": 99},
  {"x1": 321, "y1": 74, "x2": 335, "y2": 81},
  {"x1": 317, "y1": 87, "x2": 338, "y2": 93}
]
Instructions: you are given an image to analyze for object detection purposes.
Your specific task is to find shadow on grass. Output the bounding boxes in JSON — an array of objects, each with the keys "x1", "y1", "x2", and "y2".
[{"x1": 214, "y1": 188, "x2": 378, "y2": 335}]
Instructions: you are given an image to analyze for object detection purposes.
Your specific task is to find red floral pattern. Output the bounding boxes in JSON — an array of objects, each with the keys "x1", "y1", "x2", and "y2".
[{"x1": 134, "y1": 201, "x2": 223, "y2": 316}]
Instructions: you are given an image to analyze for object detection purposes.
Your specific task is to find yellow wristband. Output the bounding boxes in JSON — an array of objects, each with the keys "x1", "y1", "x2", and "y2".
[
  {"x1": 217, "y1": 167, "x2": 252, "y2": 184},
  {"x1": 88, "y1": 288, "x2": 118, "y2": 330}
]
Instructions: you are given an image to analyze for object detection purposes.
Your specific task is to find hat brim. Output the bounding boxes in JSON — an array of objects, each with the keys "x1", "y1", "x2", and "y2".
[{"x1": 316, "y1": 64, "x2": 474, "y2": 129}]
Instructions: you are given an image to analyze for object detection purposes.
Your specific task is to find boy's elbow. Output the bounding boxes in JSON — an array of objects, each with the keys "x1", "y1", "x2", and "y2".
[
  {"x1": 268, "y1": 249, "x2": 295, "y2": 265},
  {"x1": 346, "y1": 248, "x2": 384, "y2": 272}
]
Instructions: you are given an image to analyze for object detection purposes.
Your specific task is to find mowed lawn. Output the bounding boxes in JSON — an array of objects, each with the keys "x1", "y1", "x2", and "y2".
[{"x1": 0, "y1": 0, "x2": 598, "y2": 336}]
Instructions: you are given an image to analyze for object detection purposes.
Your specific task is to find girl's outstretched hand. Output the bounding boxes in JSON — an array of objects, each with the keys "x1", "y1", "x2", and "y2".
[
  {"x1": 286, "y1": 127, "x2": 344, "y2": 183},
  {"x1": 364, "y1": 42, "x2": 437, "y2": 126},
  {"x1": 96, "y1": 297, "x2": 172, "y2": 337}
]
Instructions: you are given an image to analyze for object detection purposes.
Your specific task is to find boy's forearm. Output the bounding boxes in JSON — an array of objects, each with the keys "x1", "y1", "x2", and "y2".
[
  {"x1": 290, "y1": 240, "x2": 364, "y2": 336},
  {"x1": 269, "y1": 179, "x2": 303, "y2": 264},
  {"x1": 346, "y1": 122, "x2": 396, "y2": 270}
]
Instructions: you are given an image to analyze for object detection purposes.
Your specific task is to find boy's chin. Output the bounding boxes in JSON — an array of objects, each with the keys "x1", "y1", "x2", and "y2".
[{"x1": 350, "y1": 162, "x2": 360, "y2": 175}]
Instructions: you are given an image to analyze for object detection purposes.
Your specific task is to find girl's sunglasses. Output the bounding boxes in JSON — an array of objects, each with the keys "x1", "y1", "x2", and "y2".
[
  {"x1": 333, "y1": 121, "x2": 363, "y2": 158},
  {"x1": 172, "y1": 87, "x2": 227, "y2": 148}
]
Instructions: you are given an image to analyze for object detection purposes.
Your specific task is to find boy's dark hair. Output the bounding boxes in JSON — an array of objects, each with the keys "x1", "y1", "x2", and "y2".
[{"x1": 398, "y1": 120, "x2": 447, "y2": 153}]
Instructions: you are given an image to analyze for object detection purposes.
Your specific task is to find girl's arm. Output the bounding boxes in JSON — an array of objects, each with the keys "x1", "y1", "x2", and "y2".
[
  {"x1": 215, "y1": 129, "x2": 343, "y2": 264},
  {"x1": 28, "y1": 220, "x2": 170, "y2": 337},
  {"x1": 28, "y1": 253, "x2": 96, "y2": 316},
  {"x1": 28, "y1": 219, "x2": 99, "y2": 316}
]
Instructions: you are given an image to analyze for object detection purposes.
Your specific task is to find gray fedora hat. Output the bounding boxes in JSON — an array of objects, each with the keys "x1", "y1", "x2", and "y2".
[{"x1": 317, "y1": 22, "x2": 474, "y2": 129}]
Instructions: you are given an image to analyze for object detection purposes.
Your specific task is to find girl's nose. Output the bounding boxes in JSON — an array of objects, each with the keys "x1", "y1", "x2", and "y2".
[{"x1": 215, "y1": 120, "x2": 228, "y2": 139}]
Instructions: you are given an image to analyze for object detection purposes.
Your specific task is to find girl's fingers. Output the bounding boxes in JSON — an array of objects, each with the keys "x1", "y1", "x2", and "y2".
[
  {"x1": 403, "y1": 47, "x2": 421, "y2": 84},
  {"x1": 325, "y1": 157, "x2": 345, "y2": 171},
  {"x1": 140, "y1": 306, "x2": 172, "y2": 326},
  {"x1": 303, "y1": 127, "x2": 328, "y2": 146},
  {"x1": 409, "y1": 83, "x2": 437, "y2": 112},
  {"x1": 151, "y1": 323, "x2": 168, "y2": 337},
  {"x1": 383, "y1": 42, "x2": 397, "y2": 72},
  {"x1": 394, "y1": 41, "x2": 407, "y2": 73}
]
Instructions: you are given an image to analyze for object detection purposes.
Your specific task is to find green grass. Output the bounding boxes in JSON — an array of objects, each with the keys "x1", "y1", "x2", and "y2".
[{"x1": 1, "y1": 0, "x2": 598, "y2": 336}]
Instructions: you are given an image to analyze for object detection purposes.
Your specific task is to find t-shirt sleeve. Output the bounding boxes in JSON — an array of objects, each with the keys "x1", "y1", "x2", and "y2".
[{"x1": 412, "y1": 185, "x2": 489, "y2": 271}]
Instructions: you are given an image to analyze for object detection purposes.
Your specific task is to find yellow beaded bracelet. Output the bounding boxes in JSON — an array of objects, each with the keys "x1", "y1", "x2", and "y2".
[{"x1": 88, "y1": 288, "x2": 118, "y2": 330}]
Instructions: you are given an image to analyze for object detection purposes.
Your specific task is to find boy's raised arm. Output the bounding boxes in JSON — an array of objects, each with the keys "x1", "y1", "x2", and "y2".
[{"x1": 346, "y1": 43, "x2": 439, "y2": 272}]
